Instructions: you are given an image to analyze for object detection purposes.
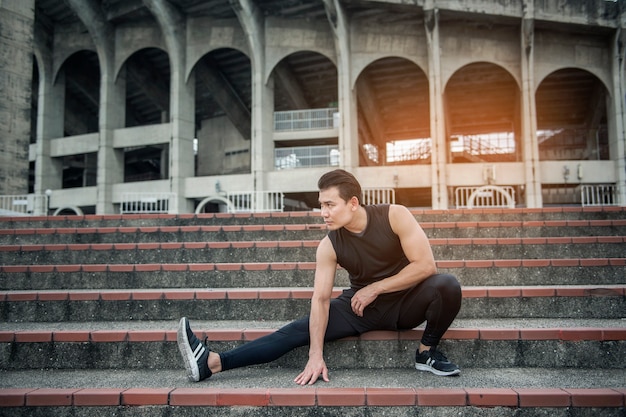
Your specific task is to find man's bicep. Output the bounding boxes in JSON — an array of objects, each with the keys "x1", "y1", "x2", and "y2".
[
  {"x1": 313, "y1": 237, "x2": 337, "y2": 299},
  {"x1": 390, "y1": 205, "x2": 435, "y2": 263}
]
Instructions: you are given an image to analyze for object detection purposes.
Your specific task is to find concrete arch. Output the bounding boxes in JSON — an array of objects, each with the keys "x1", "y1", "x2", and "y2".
[
  {"x1": 185, "y1": 31, "x2": 252, "y2": 82},
  {"x1": 266, "y1": 49, "x2": 337, "y2": 86},
  {"x1": 443, "y1": 60, "x2": 521, "y2": 93},
  {"x1": 535, "y1": 66, "x2": 611, "y2": 99},
  {"x1": 52, "y1": 48, "x2": 99, "y2": 85},
  {"x1": 195, "y1": 196, "x2": 235, "y2": 213},
  {"x1": 53, "y1": 206, "x2": 84, "y2": 216},
  {"x1": 187, "y1": 46, "x2": 251, "y2": 84},
  {"x1": 114, "y1": 43, "x2": 168, "y2": 82},
  {"x1": 352, "y1": 54, "x2": 425, "y2": 91}
]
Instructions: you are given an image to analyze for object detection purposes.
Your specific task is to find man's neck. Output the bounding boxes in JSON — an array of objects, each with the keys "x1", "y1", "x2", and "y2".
[{"x1": 344, "y1": 206, "x2": 367, "y2": 234}]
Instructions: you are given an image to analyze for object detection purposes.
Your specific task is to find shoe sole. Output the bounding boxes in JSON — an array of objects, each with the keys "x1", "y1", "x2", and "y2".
[
  {"x1": 177, "y1": 317, "x2": 200, "y2": 382},
  {"x1": 415, "y1": 362, "x2": 461, "y2": 376}
]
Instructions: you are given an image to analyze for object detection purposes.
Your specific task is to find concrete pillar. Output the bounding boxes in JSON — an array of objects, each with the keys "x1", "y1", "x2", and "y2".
[
  {"x1": 233, "y1": 0, "x2": 271, "y2": 195},
  {"x1": 424, "y1": 6, "x2": 448, "y2": 209},
  {"x1": 144, "y1": 0, "x2": 195, "y2": 213},
  {"x1": 0, "y1": 0, "x2": 34, "y2": 195},
  {"x1": 324, "y1": 0, "x2": 358, "y2": 170},
  {"x1": 610, "y1": 26, "x2": 626, "y2": 206},
  {"x1": 97, "y1": 64, "x2": 125, "y2": 214},
  {"x1": 34, "y1": 68, "x2": 64, "y2": 195},
  {"x1": 520, "y1": 1, "x2": 542, "y2": 208},
  {"x1": 66, "y1": 0, "x2": 123, "y2": 214}
]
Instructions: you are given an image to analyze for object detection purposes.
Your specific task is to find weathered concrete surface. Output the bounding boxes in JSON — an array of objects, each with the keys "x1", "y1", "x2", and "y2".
[{"x1": 0, "y1": 0, "x2": 34, "y2": 195}]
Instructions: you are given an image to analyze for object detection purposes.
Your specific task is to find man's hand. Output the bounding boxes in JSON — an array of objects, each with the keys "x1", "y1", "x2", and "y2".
[
  {"x1": 294, "y1": 357, "x2": 330, "y2": 385},
  {"x1": 350, "y1": 285, "x2": 379, "y2": 317}
]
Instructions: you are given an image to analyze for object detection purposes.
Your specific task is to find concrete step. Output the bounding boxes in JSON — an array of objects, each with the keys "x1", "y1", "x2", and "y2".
[
  {"x1": 0, "y1": 369, "x2": 624, "y2": 416},
  {"x1": 1, "y1": 237, "x2": 624, "y2": 265},
  {"x1": 2, "y1": 259, "x2": 624, "y2": 289},
  {"x1": 2, "y1": 319, "x2": 625, "y2": 371},
  {"x1": 2, "y1": 286, "x2": 625, "y2": 321},
  {"x1": 1, "y1": 206, "x2": 624, "y2": 230},
  {"x1": 2, "y1": 219, "x2": 625, "y2": 245}
]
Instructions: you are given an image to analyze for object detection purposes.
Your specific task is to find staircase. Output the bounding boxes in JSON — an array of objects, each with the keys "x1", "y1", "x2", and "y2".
[{"x1": 0, "y1": 207, "x2": 625, "y2": 415}]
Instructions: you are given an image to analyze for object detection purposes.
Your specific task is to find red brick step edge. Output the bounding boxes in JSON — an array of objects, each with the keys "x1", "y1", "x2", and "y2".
[{"x1": 1, "y1": 387, "x2": 625, "y2": 408}]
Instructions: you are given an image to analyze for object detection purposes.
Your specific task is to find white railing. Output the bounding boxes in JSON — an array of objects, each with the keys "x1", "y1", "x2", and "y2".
[
  {"x1": 227, "y1": 191, "x2": 284, "y2": 213},
  {"x1": 120, "y1": 192, "x2": 177, "y2": 214},
  {"x1": 580, "y1": 184, "x2": 617, "y2": 207},
  {"x1": 0, "y1": 194, "x2": 48, "y2": 216},
  {"x1": 455, "y1": 185, "x2": 516, "y2": 209},
  {"x1": 362, "y1": 188, "x2": 396, "y2": 205},
  {"x1": 275, "y1": 145, "x2": 340, "y2": 170},
  {"x1": 274, "y1": 108, "x2": 339, "y2": 132}
]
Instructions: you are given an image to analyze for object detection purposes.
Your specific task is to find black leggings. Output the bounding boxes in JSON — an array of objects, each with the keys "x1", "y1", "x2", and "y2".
[{"x1": 220, "y1": 273, "x2": 461, "y2": 371}]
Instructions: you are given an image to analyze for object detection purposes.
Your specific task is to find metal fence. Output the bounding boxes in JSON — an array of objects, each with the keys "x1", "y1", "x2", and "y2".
[
  {"x1": 274, "y1": 108, "x2": 338, "y2": 131},
  {"x1": 227, "y1": 191, "x2": 284, "y2": 213},
  {"x1": 275, "y1": 145, "x2": 340, "y2": 170},
  {"x1": 120, "y1": 192, "x2": 177, "y2": 214},
  {"x1": 580, "y1": 184, "x2": 618, "y2": 207},
  {"x1": 455, "y1": 185, "x2": 516, "y2": 209},
  {"x1": 362, "y1": 188, "x2": 396, "y2": 205},
  {"x1": 0, "y1": 194, "x2": 48, "y2": 216}
]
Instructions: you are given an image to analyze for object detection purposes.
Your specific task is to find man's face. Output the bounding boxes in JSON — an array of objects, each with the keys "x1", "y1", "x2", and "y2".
[{"x1": 318, "y1": 186, "x2": 356, "y2": 230}]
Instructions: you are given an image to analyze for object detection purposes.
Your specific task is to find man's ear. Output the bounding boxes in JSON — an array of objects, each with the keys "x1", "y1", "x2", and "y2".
[{"x1": 350, "y1": 196, "x2": 359, "y2": 210}]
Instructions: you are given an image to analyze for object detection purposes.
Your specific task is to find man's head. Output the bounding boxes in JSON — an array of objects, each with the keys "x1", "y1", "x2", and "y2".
[
  {"x1": 317, "y1": 169, "x2": 362, "y2": 204},
  {"x1": 317, "y1": 170, "x2": 364, "y2": 231}
]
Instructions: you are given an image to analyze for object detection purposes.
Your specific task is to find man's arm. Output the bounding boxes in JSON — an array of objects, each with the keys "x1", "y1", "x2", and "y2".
[
  {"x1": 350, "y1": 204, "x2": 437, "y2": 317},
  {"x1": 294, "y1": 236, "x2": 337, "y2": 385}
]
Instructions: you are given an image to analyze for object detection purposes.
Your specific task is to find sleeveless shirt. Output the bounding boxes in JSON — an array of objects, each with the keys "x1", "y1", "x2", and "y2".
[{"x1": 327, "y1": 204, "x2": 409, "y2": 291}]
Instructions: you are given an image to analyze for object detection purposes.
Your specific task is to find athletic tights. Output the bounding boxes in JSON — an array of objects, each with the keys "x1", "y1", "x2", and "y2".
[{"x1": 220, "y1": 273, "x2": 461, "y2": 371}]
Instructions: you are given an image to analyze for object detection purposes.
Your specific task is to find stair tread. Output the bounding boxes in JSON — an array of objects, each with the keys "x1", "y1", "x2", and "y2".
[
  {"x1": 1, "y1": 368, "x2": 625, "y2": 390},
  {"x1": 3, "y1": 318, "x2": 625, "y2": 332}
]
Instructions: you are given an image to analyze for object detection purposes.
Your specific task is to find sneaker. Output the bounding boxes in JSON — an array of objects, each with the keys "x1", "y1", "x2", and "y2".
[
  {"x1": 177, "y1": 317, "x2": 212, "y2": 382},
  {"x1": 415, "y1": 348, "x2": 460, "y2": 376}
]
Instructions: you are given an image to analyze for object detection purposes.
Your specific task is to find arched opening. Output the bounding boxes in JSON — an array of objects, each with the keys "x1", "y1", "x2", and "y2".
[
  {"x1": 445, "y1": 62, "x2": 520, "y2": 163},
  {"x1": 123, "y1": 47, "x2": 171, "y2": 128},
  {"x1": 120, "y1": 48, "x2": 171, "y2": 183},
  {"x1": 60, "y1": 50, "x2": 100, "y2": 137},
  {"x1": 357, "y1": 57, "x2": 430, "y2": 168},
  {"x1": 536, "y1": 68, "x2": 608, "y2": 162},
  {"x1": 193, "y1": 48, "x2": 252, "y2": 177},
  {"x1": 272, "y1": 51, "x2": 338, "y2": 171},
  {"x1": 536, "y1": 68, "x2": 610, "y2": 205}
]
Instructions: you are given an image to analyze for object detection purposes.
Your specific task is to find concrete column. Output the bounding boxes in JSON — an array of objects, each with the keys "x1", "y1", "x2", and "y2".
[
  {"x1": 424, "y1": 6, "x2": 448, "y2": 209},
  {"x1": 66, "y1": 0, "x2": 123, "y2": 214},
  {"x1": 97, "y1": 64, "x2": 125, "y2": 214},
  {"x1": 233, "y1": 0, "x2": 271, "y2": 194},
  {"x1": 34, "y1": 68, "x2": 64, "y2": 195},
  {"x1": 0, "y1": 0, "x2": 34, "y2": 195},
  {"x1": 520, "y1": 0, "x2": 542, "y2": 208},
  {"x1": 610, "y1": 26, "x2": 626, "y2": 206},
  {"x1": 144, "y1": 0, "x2": 195, "y2": 213},
  {"x1": 324, "y1": 0, "x2": 358, "y2": 170}
]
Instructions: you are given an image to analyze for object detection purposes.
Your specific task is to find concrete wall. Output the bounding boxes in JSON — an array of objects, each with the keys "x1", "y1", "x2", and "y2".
[
  {"x1": 0, "y1": 0, "x2": 34, "y2": 195},
  {"x1": 16, "y1": 0, "x2": 626, "y2": 213},
  {"x1": 197, "y1": 116, "x2": 250, "y2": 176}
]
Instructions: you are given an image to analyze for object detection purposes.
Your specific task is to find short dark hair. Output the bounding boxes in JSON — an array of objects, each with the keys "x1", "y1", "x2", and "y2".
[{"x1": 318, "y1": 169, "x2": 363, "y2": 203}]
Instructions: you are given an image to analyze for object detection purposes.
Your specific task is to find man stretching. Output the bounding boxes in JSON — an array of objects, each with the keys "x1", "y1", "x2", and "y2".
[{"x1": 178, "y1": 169, "x2": 462, "y2": 384}]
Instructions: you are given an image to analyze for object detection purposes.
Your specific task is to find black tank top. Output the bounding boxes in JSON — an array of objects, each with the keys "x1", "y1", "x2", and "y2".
[{"x1": 328, "y1": 204, "x2": 410, "y2": 291}]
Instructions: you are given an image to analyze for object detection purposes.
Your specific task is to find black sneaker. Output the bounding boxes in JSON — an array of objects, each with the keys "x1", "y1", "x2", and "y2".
[
  {"x1": 415, "y1": 347, "x2": 460, "y2": 376},
  {"x1": 177, "y1": 317, "x2": 212, "y2": 382}
]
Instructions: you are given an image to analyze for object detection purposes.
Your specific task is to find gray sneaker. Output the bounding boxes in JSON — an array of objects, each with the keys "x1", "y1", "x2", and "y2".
[{"x1": 177, "y1": 317, "x2": 212, "y2": 382}]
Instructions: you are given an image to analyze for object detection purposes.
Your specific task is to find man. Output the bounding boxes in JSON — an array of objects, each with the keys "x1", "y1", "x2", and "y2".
[{"x1": 178, "y1": 169, "x2": 462, "y2": 385}]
